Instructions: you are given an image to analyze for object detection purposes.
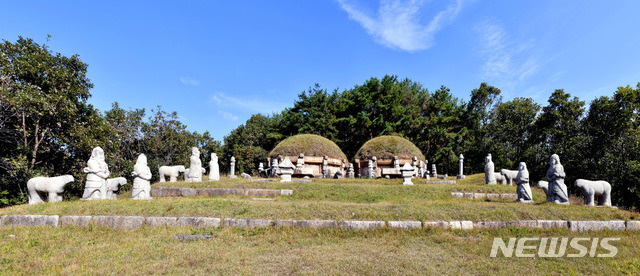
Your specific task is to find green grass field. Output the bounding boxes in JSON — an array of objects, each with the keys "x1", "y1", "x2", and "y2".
[{"x1": 1, "y1": 174, "x2": 639, "y2": 274}]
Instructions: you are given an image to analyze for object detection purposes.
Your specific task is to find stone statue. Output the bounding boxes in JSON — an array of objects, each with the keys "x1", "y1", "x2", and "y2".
[
  {"x1": 347, "y1": 163, "x2": 355, "y2": 178},
  {"x1": 297, "y1": 153, "x2": 305, "y2": 169},
  {"x1": 367, "y1": 160, "x2": 374, "y2": 179},
  {"x1": 515, "y1": 162, "x2": 533, "y2": 203},
  {"x1": 424, "y1": 160, "x2": 430, "y2": 179},
  {"x1": 186, "y1": 147, "x2": 203, "y2": 182},
  {"x1": 574, "y1": 179, "x2": 612, "y2": 207},
  {"x1": 229, "y1": 156, "x2": 237, "y2": 178},
  {"x1": 27, "y1": 175, "x2": 74, "y2": 205},
  {"x1": 271, "y1": 158, "x2": 279, "y2": 177},
  {"x1": 258, "y1": 162, "x2": 266, "y2": 178},
  {"x1": 418, "y1": 161, "x2": 425, "y2": 179},
  {"x1": 393, "y1": 157, "x2": 400, "y2": 171},
  {"x1": 547, "y1": 154, "x2": 568, "y2": 204},
  {"x1": 484, "y1": 154, "x2": 496, "y2": 185},
  {"x1": 536, "y1": 180, "x2": 551, "y2": 202},
  {"x1": 209, "y1": 153, "x2": 220, "y2": 181},
  {"x1": 82, "y1": 147, "x2": 110, "y2": 200},
  {"x1": 431, "y1": 164, "x2": 437, "y2": 178},
  {"x1": 106, "y1": 177, "x2": 127, "y2": 199},
  {"x1": 457, "y1": 154, "x2": 465, "y2": 179},
  {"x1": 500, "y1": 169, "x2": 518, "y2": 186},
  {"x1": 158, "y1": 165, "x2": 185, "y2": 182},
  {"x1": 412, "y1": 156, "x2": 418, "y2": 177},
  {"x1": 131, "y1": 154, "x2": 152, "y2": 200}
]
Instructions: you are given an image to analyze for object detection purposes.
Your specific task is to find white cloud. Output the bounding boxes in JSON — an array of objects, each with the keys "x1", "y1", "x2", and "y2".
[
  {"x1": 475, "y1": 20, "x2": 540, "y2": 94},
  {"x1": 218, "y1": 110, "x2": 239, "y2": 122},
  {"x1": 210, "y1": 92, "x2": 289, "y2": 115},
  {"x1": 337, "y1": 0, "x2": 464, "y2": 52},
  {"x1": 180, "y1": 77, "x2": 200, "y2": 86}
]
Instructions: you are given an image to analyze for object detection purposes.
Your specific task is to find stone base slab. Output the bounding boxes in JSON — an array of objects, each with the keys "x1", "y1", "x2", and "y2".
[
  {"x1": 2, "y1": 214, "x2": 638, "y2": 232},
  {"x1": 151, "y1": 187, "x2": 293, "y2": 198}
]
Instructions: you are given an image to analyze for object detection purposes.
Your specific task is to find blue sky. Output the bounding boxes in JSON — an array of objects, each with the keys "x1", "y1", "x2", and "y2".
[{"x1": 2, "y1": 1, "x2": 639, "y2": 142}]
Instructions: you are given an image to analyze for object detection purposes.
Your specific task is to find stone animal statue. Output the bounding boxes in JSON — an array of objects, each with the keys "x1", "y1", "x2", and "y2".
[
  {"x1": 574, "y1": 179, "x2": 612, "y2": 207},
  {"x1": 334, "y1": 170, "x2": 343, "y2": 179},
  {"x1": 184, "y1": 167, "x2": 206, "y2": 182},
  {"x1": 159, "y1": 165, "x2": 186, "y2": 182},
  {"x1": 494, "y1": 173, "x2": 507, "y2": 185},
  {"x1": 500, "y1": 169, "x2": 518, "y2": 186},
  {"x1": 537, "y1": 181, "x2": 551, "y2": 202},
  {"x1": 27, "y1": 175, "x2": 74, "y2": 205},
  {"x1": 240, "y1": 172, "x2": 252, "y2": 179},
  {"x1": 106, "y1": 177, "x2": 127, "y2": 200}
]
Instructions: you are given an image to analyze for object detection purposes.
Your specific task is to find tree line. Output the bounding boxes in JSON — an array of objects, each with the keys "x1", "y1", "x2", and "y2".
[{"x1": 2, "y1": 37, "x2": 639, "y2": 210}]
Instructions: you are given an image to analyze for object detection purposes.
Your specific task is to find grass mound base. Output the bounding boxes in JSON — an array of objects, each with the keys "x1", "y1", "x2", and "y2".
[
  {"x1": 269, "y1": 134, "x2": 347, "y2": 160},
  {"x1": 355, "y1": 135, "x2": 425, "y2": 160}
]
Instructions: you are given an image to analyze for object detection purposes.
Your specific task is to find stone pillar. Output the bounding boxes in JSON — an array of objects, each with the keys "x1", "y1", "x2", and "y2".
[
  {"x1": 431, "y1": 164, "x2": 437, "y2": 178},
  {"x1": 457, "y1": 154, "x2": 465, "y2": 179},
  {"x1": 229, "y1": 156, "x2": 237, "y2": 178}
]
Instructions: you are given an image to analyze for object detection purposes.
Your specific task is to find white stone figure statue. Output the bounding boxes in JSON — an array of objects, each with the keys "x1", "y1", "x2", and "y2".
[
  {"x1": 82, "y1": 147, "x2": 110, "y2": 200},
  {"x1": 347, "y1": 163, "x2": 355, "y2": 178},
  {"x1": 401, "y1": 162, "x2": 414, "y2": 185},
  {"x1": 184, "y1": 168, "x2": 206, "y2": 182},
  {"x1": 229, "y1": 156, "x2": 237, "y2": 178},
  {"x1": 271, "y1": 158, "x2": 279, "y2": 177},
  {"x1": 296, "y1": 153, "x2": 305, "y2": 169},
  {"x1": 431, "y1": 164, "x2": 437, "y2": 178},
  {"x1": 279, "y1": 157, "x2": 295, "y2": 182},
  {"x1": 131, "y1": 153, "x2": 152, "y2": 200},
  {"x1": 536, "y1": 180, "x2": 551, "y2": 202},
  {"x1": 393, "y1": 157, "x2": 400, "y2": 171},
  {"x1": 424, "y1": 160, "x2": 430, "y2": 179},
  {"x1": 457, "y1": 154, "x2": 466, "y2": 179},
  {"x1": 547, "y1": 154, "x2": 569, "y2": 205},
  {"x1": 574, "y1": 179, "x2": 612, "y2": 207},
  {"x1": 412, "y1": 156, "x2": 418, "y2": 177},
  {"x1": 158, "y1": 165, "x2": 185, "y2": 182},
  {"x1": 209, "y1": 153, "x2": 220, "y2": 181},
  {"x1": 367, "y1": 160, "x2": 374, "y2": 179},
  {"x1": 27, "y1": 175, "x2": 74, "y2": 205},
  {"x1": 258, "y1": 162, "x2": 266, "y2": 178},
  {"x1": 186, "y1": 147, "x2": 203, "y2": 182},
  {"x1": 485, "y1": 154, "x2": 496, "y2": 185},
  {"x1": 500, "y1": 169, "x2": 518, "y2": 186},
  {"x1": 106, "y1": 177, "x2": 127, "y2": 199},
  {"x1": 515, "y1": 162, "x2": 533, "y2": 203},
  {"x1": 418, "y1": 161, "x2": 425, "y2": 179}
]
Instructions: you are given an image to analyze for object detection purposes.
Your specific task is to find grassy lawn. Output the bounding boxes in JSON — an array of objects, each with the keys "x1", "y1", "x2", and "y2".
[
  {"x1": 1, "y1": 226, "x2": 639, "y2": 275},
  {"x1": 2, "y1": 173, "x2": 640, "y2": 274},
  {"x1": 1, "y1": 174, "x2": 637, "y2": 221}
]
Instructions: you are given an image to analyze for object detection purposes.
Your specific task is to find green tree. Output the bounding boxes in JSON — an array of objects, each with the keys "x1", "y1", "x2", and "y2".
[
  {"x1": 0, "y1": 37, "x2": 94, "y2": 204},
  {"x1": 486, "y1": 97, "x2": 540, "y2": 170},
  {"x1": 463, "y1": 83, "x2": 502, "y2": 173}
]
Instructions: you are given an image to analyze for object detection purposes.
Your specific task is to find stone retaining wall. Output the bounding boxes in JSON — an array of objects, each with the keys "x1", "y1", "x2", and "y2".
[
  {"x1": 451, "y1": 192, "x2": 518, "y2": 200},
  {"x1": 2, "y1": 214, "x2": 638, "y2": 232},
  {"x1": 150, "y1": 187, "x2": 293, "y2": 197}
]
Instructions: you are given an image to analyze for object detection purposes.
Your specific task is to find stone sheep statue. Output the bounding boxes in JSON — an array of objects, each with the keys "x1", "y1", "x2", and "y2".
[
  {"x1": 27, "y1": 175, "x2": 74, "y2": 205},
  {"x1": 574, "y1": 179, "x2": 612, "y2": 207},
  {"x1": 159, "y1": 165, "x2": 186, "y2": 182},
  {"x1": 500, "y1": 169, "x2": 518, "y2": 186},
  {"x1": 537, "y1": 181, "x2": 551, "y2": 202},
  {"x1": 106, "y1": 177, "x2": 127, "y2": 200},
  {"x1": 494, "y1": 173, "x2": 507, "y2": 185}
]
